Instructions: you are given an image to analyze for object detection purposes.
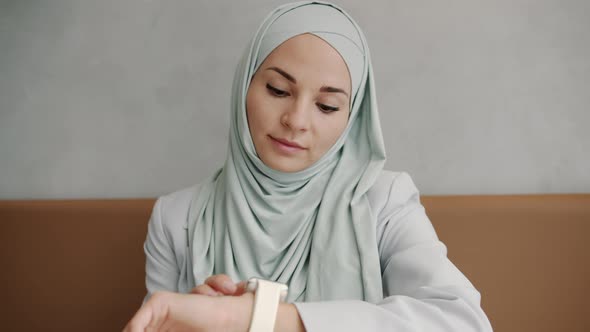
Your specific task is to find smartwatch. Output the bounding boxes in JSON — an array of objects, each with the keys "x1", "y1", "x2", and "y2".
[{"x1": 246, "y1": 278, "x2": 289, "y2": 332}]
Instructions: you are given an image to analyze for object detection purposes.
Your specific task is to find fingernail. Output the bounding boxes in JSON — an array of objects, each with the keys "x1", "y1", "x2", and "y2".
[{"x1": 223, "y1": 281, "x2": 236, "y2": 293}]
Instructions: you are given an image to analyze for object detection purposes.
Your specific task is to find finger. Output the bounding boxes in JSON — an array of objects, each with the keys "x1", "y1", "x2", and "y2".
[
  {"x1": 144, "y1": 292, "x2": 173, "y2": 331},
  {"x1": 205, "y1": 274, "x2": 237, "y2": 294},
  {"x1": 123, "y1": 300, "x2": 155, "y2": 332},
  {"x1": 233, "y1": 280, "x2": 248, "y2": 296},
  {"x1": 123, "y1": 307, "x2": 151, "y2": 332},
  {"x1": 190, "y1": 284, "x2": 222, "y2": 296}
]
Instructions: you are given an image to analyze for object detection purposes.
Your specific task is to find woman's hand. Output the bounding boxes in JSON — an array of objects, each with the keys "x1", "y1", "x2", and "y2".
[
  {"x1": 123, "y1": 290, "x2": 254, "y2": 332},
  {"x1": 191, "y1": 274, "x2": 247, "y2": 297},
  {"x1": 124, "y1": 275, "x2": 305, "y2": 332}
]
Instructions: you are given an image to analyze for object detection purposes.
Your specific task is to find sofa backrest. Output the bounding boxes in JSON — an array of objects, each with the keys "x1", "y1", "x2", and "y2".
[{"x1": 1, "y1": 195, "x2": 588, "y2": 331}]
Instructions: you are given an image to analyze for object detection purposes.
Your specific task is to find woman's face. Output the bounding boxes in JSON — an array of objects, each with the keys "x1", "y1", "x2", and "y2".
[{"x1": 246, "y1": 33, "x2": 351, "y2": 173}]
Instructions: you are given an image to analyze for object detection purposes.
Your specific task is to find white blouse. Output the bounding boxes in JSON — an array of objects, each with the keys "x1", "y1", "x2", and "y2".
[{"x1": 143, "y1": 171, "x2": 493, "y2": 331}]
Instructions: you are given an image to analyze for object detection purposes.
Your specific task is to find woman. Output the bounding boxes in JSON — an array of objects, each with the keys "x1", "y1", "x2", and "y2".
[{"x1": 124, "y1": 1, "x2": 492, "y2": 331}]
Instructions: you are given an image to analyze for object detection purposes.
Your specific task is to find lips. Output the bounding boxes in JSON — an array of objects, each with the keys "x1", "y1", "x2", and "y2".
[{"x1": 269, "y1": 136, "x2": 306, "y2": 149}]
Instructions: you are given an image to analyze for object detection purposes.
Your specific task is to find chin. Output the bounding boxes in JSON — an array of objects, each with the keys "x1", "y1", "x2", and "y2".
[
  {"x1": 264, "y1": 158, "x2": 307, "y2": 173},
  {"x1": 271, "y1": 163, "x2": 305, "y2": 173}
]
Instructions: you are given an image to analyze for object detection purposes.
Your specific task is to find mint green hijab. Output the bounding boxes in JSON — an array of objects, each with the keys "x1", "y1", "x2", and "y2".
[{"x1": 188, "y1": 1, "x2": 386, "y2": 303}]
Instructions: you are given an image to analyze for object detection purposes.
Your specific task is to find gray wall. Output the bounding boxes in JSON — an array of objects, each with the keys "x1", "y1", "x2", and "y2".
[{"x1": 1, "y1": 0, "x2": 588, "y2": 199}]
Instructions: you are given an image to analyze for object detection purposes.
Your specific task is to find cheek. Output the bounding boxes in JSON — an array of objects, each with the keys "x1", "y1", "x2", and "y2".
[
  {"x1": 247, "y1": 89, "x2": 284, "y2": 135},
  {"x1": 318, "y1": 113, "x2": 349, "y2": 149},
  {"x1": 245, "y1": 97, "x2": 255, "y2": 131},
  {"x1": 246, "y1": 87, "x2": 266, "y2": 137}
]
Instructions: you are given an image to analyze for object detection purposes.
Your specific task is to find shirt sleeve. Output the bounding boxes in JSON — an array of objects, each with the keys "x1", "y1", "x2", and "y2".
[
  {"x1": 143, "y1": 197, "x2": 180, "y2": 303},
  {"x1": 293, "y1": 172, "x2": 493, "y2": 331}
]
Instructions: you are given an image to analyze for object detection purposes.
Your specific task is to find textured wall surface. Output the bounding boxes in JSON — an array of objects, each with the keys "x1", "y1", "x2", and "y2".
[{"x1": 1, "y1": 0, "x2": 588, "y2": 198}]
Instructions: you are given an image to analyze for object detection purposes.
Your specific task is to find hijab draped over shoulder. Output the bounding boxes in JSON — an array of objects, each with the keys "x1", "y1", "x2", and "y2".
[{"x1": 187, "y1": 1, "x2": 386, "y2": 303}]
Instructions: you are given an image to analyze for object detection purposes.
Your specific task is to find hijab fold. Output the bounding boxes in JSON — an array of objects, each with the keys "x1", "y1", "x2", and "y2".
[{"x1": 188, "y1": 1, "x2": 386, "y2": 303}]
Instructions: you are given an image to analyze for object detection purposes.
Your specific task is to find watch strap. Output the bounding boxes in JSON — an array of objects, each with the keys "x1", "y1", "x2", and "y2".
[{"x1": 248, "y1": 279, "x2": 288, "y2": 332}]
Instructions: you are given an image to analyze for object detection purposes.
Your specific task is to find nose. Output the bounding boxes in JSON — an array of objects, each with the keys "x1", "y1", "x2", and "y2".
[{"x1": 280, "y1": 98, "x2": 311, "y2": 132}]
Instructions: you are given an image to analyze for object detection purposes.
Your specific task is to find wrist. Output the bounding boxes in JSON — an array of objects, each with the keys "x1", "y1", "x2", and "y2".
[
  {"x1": 220, "y1": 292, "x2": 255, "y2": 332},
  {"x1": 274, "y1": 303, "x2": 306, "y2": 332},
  {"x1": 224, "y1": 293, "x2": 305, "y2": 332}
]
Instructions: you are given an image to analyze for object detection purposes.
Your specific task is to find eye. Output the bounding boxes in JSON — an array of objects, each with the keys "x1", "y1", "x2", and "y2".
[
  {"x1": 316, "y1": 103, "x2": 339, "y2": 113},
  {"x1": 266, "y1": 84, "x2": 290, "y2": 97}
]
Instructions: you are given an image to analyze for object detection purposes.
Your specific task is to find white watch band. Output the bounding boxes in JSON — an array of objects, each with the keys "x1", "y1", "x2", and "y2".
[{"x1": 247, "y1": 278, "x2": 288, "y2": 332}]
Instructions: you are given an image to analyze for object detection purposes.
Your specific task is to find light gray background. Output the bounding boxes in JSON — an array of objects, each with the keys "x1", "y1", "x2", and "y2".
[{"x1": 1, "y1": 0, "x2": 588, "y2": 199}]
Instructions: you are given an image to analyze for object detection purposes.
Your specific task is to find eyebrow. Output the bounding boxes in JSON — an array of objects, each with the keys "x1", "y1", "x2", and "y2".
[
  {"x1": 267, "y1": 66, "x2": 296, "y2": 83},
  {"x1": 320, "y1": 85, "x2": 349, "y2": 97},
  {"x1": 266, "y1": 66, "x2": 349, "y2": 97}
]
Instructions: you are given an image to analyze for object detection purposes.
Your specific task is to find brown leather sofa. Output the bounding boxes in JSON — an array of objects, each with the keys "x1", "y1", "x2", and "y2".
[{"x1": 1, "y1": 194, "x2": 588, "y2": 331}]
